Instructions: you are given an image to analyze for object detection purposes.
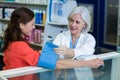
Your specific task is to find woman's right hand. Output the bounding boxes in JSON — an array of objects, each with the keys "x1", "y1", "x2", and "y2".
[
  {"x1": 87, "y1": 58, "x2": 104, "y2": 68},
  {"x1": 54, "y1": 45, "x2": 75, "y2": 59},
  {"x1": 54, "y1": 45, "x2": 68, "y2": 55}
]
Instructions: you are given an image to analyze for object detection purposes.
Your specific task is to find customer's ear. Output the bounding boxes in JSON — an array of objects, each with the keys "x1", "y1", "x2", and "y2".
[{"x1": 19, "y1": 23, "x2": 24, "y2": 29}]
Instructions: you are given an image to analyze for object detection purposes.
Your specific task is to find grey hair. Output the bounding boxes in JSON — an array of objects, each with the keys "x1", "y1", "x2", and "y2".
[{"x1": 68, "y1": 6, "x2": 91, "y2": 33}]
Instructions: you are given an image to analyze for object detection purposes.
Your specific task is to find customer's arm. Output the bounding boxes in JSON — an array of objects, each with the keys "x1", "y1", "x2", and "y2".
[{"x1": 37, "y1": 51, "x2": 104, "y2": 69}]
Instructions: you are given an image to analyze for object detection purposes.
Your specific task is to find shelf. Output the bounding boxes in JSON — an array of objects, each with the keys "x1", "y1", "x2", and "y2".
[
  {"x1": 35, "y1": 24, "x2": 45, "y2": 27},
  {"x1": 0, "y1": 33, "x2": 3, "y2": 38},
  {"x1": 0, "y1": 18, "x2": 9, "y2": 22},
  {"x1": 30, "y1": 42, "x2": 42, "y2": 47},
  {"x1": 0, "y1": 1, "x2": 48, "y2": 7},
  {"x1": 0, "y1": 18, "x2": 45, "y2": 27},
  {"x1": 47, "y1": 21, "x2": 67, "y2": 26}
]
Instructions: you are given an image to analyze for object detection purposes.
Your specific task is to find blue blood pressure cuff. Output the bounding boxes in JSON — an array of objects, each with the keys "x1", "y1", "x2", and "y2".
[{"x1": 37, "y1": 41, "x2": 58, "y2": 69}]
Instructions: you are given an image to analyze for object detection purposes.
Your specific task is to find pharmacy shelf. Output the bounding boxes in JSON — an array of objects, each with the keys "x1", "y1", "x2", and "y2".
[
  {"x1": 0, "y1": 1, "x2": 47, "y2": 7},
  {"x1": 0, "y1": 18, "x2": 9, "y2": 22},
  {"x1": 35, "y1": 24, "x2": 45, "y2": 27},
  {"x1": 0, "y1": 18, "x2": 45, "y2": 27},
  {"x1": 47, "y1": 21, "x2": 67, "y2": 26},
  {"x1": 30, "y1": 42, "x2": 42, "y2": 47},
  {"x1": 0, "y1": 33, "x2": 3, "y2": 38},
  {"x1": 0, "y1": 0, "x2": 50, "y2": 49}
]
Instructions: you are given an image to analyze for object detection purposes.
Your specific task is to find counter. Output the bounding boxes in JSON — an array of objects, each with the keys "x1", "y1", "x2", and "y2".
[{"x1": 0, "y1": 52, "x2": 120, "y2": 80}]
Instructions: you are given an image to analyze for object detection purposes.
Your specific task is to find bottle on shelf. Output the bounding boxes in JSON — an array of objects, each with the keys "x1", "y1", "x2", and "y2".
[{"x1": 42, "y1": 10, "x2": 46, "y2": 25}]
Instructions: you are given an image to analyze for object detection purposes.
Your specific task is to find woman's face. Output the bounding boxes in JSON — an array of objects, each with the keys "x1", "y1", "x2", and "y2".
[
  {"x1": 20, "y1": 18, "x2": 35, "y2": 37},
  {"x1": 68, "y1": 13, "x2": 85, "y2": 36}
]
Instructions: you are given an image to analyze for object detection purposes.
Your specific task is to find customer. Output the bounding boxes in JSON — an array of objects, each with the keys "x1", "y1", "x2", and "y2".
[
  {"x1": 2, "y1": 7, "x2": 103, "y2": 70},
  {"x1": 53, "y1": 6, "x2": 96, "y2": 59}
]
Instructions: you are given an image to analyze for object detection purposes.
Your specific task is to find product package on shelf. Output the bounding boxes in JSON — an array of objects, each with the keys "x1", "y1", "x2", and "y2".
[
  {"x1": 29, "y1": 29, "x2": 44, "y2": 44},
  {"x1": 33, "y1": 9, "x2": 46, "y2": 25}
]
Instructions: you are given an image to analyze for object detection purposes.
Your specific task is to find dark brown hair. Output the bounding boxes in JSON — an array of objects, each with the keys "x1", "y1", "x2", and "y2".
[{"x1": 2, "y1": 7, "x2": 34, "y2": 51}]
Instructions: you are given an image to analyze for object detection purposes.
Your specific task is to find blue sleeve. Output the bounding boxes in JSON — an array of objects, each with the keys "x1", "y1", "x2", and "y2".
[{"x1": 37, "y1": 41, "x2": 59, "y2": 69}]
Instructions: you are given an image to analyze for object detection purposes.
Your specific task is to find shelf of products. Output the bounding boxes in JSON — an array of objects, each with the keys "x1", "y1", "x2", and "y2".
[
  {"x1": 0, "y1": 1, "x2": 48, "y2": 6},
  {"x1": 0, "y1": 18, "x2": 45, "y2": 27}
]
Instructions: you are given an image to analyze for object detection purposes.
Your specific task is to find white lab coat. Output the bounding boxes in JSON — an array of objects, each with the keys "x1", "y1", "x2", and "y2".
[{"x1": 53, "y1": 30, "x2": 96, "y2": 59}]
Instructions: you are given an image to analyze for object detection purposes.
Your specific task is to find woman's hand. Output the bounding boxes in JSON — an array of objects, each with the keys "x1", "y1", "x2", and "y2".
[
  {"x1": 54, "y1": 45, "x2": 75, "y2": 58},
  {"x1": 54, "y1": 45, "x2": 68, "y2": 55},
  {"x1": 86, "y1": 58, "x2": 104, "y2": 68}
]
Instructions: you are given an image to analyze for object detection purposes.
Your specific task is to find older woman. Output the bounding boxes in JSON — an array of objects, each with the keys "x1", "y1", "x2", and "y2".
[{"x1": 53, "y1": 6, "x2": 96, "y2": 59}]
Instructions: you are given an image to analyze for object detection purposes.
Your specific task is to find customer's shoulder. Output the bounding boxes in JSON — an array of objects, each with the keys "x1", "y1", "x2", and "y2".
[{"x1": 10, "y1": 41, "x2": 28, "y2": 46}]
